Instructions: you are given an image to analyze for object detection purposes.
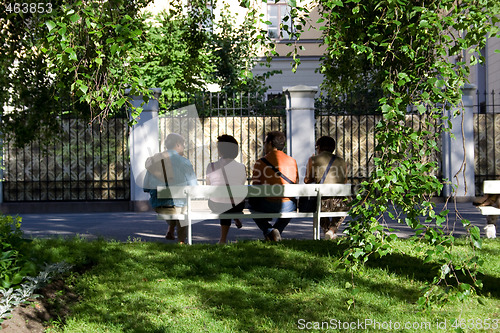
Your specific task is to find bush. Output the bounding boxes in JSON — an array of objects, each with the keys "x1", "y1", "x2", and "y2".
[{"x1": 0, "y1": 214, "x2": 36, "y2": 289}]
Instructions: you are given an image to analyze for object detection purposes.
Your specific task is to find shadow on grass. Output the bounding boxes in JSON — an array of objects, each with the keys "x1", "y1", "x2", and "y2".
[
  {"x1": 283, "y1": 239, "x2": 500, "y2": 299},
  {"x1": 28, "y1": 238, "x2": 500, "y2": 332},
  {"x1": 365, "y1": 252, "x2": 500, "y2": 299}
]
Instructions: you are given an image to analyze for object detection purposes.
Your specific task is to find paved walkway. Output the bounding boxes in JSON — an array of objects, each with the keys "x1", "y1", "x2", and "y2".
[{"x1": 16, "y1": 202, "x2": 496, "y2": 244}]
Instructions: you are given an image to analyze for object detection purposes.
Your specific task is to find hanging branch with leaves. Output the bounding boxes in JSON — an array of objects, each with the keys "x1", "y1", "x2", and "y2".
[{"x1": 241, "y1": 0, "x2": 499, "y2": 309}]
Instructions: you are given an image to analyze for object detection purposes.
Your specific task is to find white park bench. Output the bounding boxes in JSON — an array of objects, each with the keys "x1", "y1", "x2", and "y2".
[
  {"x1": 157, "y1": 184, "x2": 352, "y2": 244},
  {"x1": 477, "y1": 180, "x2": 500, "y2": 238}
]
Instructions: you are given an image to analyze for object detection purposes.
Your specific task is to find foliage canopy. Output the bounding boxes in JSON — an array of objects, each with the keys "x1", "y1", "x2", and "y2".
[
  {"x1": 241, "y1": 0, "x2": 499, "y2": 308},
  {"x1": 0, "y1": 0, "x2": 271, "y2": 146}
]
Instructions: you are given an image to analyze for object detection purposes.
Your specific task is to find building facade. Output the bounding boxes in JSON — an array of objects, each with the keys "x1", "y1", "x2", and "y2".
[
  {"x1": 145, "y1": 1, "x2": 497, "y2": 101},
  {"x1": 469, "y1": 36, "x2": 500, "y2": 112}
]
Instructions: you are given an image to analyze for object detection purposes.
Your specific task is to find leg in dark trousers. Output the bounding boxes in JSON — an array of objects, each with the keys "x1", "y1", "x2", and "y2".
[{"x1": 250, "y1": 198, "x2": 296, "y2": 240}]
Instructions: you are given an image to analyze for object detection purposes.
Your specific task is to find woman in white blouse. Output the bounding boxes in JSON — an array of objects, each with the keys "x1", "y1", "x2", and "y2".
[{"x1": 206, "y1": 135, "x2": 247, "y2": 244}]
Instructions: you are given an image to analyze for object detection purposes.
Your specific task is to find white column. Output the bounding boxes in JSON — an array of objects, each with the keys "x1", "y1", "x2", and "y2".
[
  {"x1": 442, "y1": 84, "x2": 476, "y2": 199},
  {"x1": 127, "y1": 88, "x2": 162, "y2": 211},
  {"x1": 283, "y1": 85, "x2": 318, "y2": 183}
]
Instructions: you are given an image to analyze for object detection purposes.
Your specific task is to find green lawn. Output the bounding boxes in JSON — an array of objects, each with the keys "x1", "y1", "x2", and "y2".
[{"x1": 30, "y1": 238, "x2": 500, "y2": 332}]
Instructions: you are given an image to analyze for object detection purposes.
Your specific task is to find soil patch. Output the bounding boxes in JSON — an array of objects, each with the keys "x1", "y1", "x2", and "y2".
[{"x1": 1, "y1": 279, "x2": 79, "y2": 332}]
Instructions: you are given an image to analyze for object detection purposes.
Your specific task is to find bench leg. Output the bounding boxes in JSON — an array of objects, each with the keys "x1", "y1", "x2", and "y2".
[
  {"x1": 313, "y1": 190, "x2": 322, "y2": 240},
  {"x1": 186, "y1": 191, "x2": 192, "y2": 245},
  {"x1": 313, "y1": 214, "x2": 320, "y2": 240}
]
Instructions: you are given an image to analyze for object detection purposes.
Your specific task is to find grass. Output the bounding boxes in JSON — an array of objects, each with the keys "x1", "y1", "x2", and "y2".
[{"x1": 28, "y1": 237, "x2": 500, "y2": 332}]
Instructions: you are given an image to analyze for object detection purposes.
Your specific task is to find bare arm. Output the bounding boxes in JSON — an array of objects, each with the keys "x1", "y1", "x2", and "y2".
[{"x1": 205, "y1": 163, "x2": 212, "y2": 185}]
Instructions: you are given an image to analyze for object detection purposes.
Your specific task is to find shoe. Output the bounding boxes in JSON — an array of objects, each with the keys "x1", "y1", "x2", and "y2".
[
  {"x1": 165, "y1": 232, "x2": 175, "y2": 240},
  {"x1": 324, "y1": 230, "x2": 336, "y2": 240},
  {"x1": 234, "y1": 219, "x2": 243, "y2": 229},
  {"x1": 270, "y1": 228, "x2": 281, "y2": 242}
]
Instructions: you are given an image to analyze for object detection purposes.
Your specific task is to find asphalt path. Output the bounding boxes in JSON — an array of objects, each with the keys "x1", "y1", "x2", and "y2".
[{"x1": 17, "y1": 202, "x2": 497, "y2": 244}]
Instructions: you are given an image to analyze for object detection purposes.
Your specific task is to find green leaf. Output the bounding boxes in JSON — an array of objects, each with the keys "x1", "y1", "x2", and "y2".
[
  {"x1": 45, "y1": 20, "x2": 57, "y2": 32},
  {"x1": 110, "y1": 44, "x2": 119, "y2": 55},
  {"x1": 116, "y1": 97, "x2": 127, "y2": 108},
  {"x1": 79, "y1": 84, "x2": 88, "y2": 94},
  {"x1": 239, "y1": 0, "x2": 250, "y2": 8},
  {"x1": 353, "y1": 249, "x2": 364, "y2": 258},
  {"x1": 469, "y1": 226, "x2": 482, "y2": 248},
  {"x1": 459, "y1": 283, "x2": 471, "y2": 292},
  {"x1": 131, "y1": 29, "x2": 143, "y2": 37},
  {"x1": 70, "y1": 13, "x2": 80, "y2": 23}
]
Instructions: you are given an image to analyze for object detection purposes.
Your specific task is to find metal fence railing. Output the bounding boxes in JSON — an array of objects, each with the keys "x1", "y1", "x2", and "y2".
[
  {"x1": 474, "y1": 90, "x2": 500, "y2": 196},
  {"x1": 160, "y1": 92, "x2": 286, "y2": 183},
  {"x1": 3, "y1": 89, "x2": 497, "y2": 202},
  {"x1": 315, "y1": 110, "x2": 443, "y2": 191}
]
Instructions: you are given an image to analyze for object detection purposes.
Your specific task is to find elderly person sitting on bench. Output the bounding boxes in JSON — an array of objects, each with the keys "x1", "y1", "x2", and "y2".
[
  {"x1": 206, "y1": 135, "x2": 246, "y2": 244},
  {"x1": 304, "y1": 136, "x2": 348, "y2": 240},
  {"x1": 143, "y1": 133, "x2": 197, "y2": 244},
  {"x1": 249, "y1": 131, "x2": 298, "y2": 242}
]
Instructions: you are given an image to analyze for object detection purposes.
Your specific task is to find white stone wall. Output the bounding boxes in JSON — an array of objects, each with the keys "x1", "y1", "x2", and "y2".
[
  {"x1": 252, "y1": 57, "x2": 325, "y2": 95},
  {"x1": 487, "y1": 36, "x2": 500, "y2": 98},
  {"x1": 468, "y1": 36, "x2": 500, "y2": 109}
]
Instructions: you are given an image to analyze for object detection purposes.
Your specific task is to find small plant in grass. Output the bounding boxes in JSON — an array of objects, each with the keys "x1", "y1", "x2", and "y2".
[
  {"x1": 0, "y1": 214, "x2": 36, "y2": 289},
  {"x1": 0, "y1": 261, "x2": 73, "y2": 323},
  {"x1": 0, "y1": 213, "x2": 73, "y2": 322}
]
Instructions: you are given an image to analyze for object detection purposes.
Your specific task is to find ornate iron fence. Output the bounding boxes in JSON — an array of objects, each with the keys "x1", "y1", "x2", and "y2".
[
  {"x1": 4, "y1": 89, "x2": 496, "y2": 202},
  {"x1": 2, "y1": 117, "x2": 130, "y2": 201},
  {"x1": 160, "y1": 92, "x2": 286, "y2": 183},
  {"x1": 315, "y1": 108, "x2": 443, "y2": 191},
  {"x1": 474, "y1": 90, "x2": 500, "y2": 196}
]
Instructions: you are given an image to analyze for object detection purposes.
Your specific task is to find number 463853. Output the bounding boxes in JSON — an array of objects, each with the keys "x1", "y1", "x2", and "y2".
[{"x1": 5, "y1": 3, "x2": 53, "y2": 14}]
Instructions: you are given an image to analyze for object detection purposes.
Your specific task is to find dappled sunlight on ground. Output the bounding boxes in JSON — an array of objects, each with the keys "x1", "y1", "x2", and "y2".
[{"x1": 17, "y1": 203, "x2": 496, "y2": 244}]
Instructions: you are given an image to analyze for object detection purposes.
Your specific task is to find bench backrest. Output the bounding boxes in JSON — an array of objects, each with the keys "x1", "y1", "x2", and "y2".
[
  {"x1": 157, "y1": 184, "x2": 351, "y2": 199},
  {"x1": 483, "y1": 180, "x2": 500, "y2": 194}
]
